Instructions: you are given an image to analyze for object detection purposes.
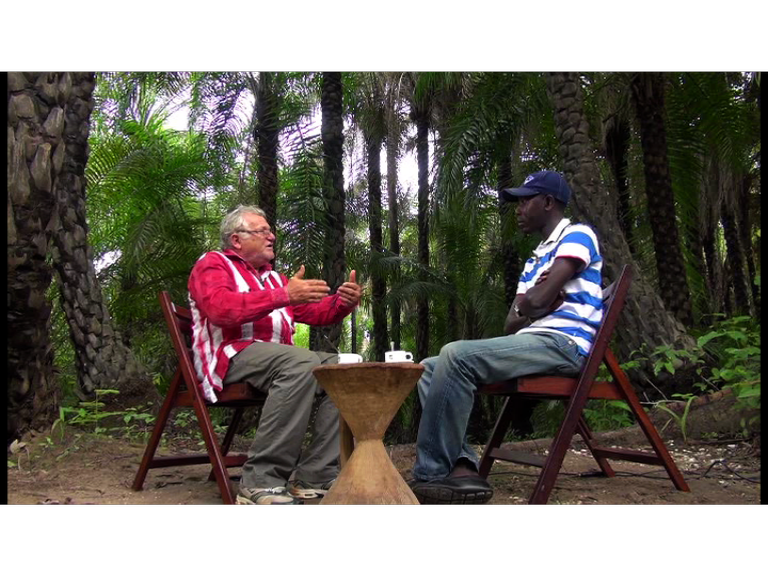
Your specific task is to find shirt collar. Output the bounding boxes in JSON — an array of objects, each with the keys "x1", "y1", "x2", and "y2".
[
  {"x1": 533, "y1": 218, "x2": 571, "y2": 256},
  {"x1": 222, "y1": 248, "x2": 273, "y2": 274}
]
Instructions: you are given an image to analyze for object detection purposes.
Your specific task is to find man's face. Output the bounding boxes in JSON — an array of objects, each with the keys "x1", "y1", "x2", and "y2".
[
  {"x1": 230, "y1": 213, "x2": 275, "y2": 268},
  {"x1": 515, "y1": 194, "x2": 548, "y2": 234}
]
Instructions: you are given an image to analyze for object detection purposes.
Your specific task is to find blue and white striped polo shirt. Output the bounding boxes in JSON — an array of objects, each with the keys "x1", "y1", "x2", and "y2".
[{"x1": 516, "y1": 218, "x2": 603, "y2": 356}]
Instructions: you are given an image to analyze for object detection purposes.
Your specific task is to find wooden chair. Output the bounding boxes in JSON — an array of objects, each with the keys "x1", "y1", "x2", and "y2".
[
  {"x1": 477, "y1": 265, "x2": 690, "y2": 504},
  {"x1": 132, "y1": 292, "x2": 267, "y2": 504}
]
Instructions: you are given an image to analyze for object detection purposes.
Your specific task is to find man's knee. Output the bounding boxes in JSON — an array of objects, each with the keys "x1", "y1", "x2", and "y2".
[
  {"x1": 438, "y1": 340, "x2": 471, "y2": 367},
  {"x1": 284, "y1": 346, "x2": 322, "y2": 369}
]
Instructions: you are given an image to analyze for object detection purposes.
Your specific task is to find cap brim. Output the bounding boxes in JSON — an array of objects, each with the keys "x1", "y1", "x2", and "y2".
[{"x1": 500, "y1": 187, "x2": 539, "y2": 202}]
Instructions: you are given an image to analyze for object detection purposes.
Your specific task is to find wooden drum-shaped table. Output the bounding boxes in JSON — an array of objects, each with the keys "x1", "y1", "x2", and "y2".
[{"x1": 312, "y1": 362, "x2": 424, "y2": 505}]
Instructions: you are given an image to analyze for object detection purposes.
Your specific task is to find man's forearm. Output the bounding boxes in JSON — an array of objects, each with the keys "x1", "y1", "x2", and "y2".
[{"x1": 504, "y1": 310, "x2": 531, "y2": 335}]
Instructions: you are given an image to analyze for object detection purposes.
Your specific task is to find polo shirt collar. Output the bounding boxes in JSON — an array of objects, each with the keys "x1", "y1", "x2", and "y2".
[
  {"x1": 533, "y1": 218, "x2": 571, "y2": 257},
  {"x1": 222, "y1": 248, "x2": 273, "y2": 274}
]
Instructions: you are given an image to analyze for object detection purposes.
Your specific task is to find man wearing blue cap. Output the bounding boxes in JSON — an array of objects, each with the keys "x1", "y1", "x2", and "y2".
[{"x1": 409, "y1": 170, "x2": 603, "y2": 504}]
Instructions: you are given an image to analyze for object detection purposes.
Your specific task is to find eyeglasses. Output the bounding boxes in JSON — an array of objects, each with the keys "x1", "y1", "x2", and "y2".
[{"x1": 236, "y1": 227, "x2": 273, "y2": 238}]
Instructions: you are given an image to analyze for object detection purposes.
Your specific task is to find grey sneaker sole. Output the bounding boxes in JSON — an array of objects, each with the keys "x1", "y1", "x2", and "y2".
[
  {"x1": 236, "y1": 489, "x2": 299, "y2": 505},
  {"x1": 289, "y1": 486, "x2": 329, "y2": 499}
]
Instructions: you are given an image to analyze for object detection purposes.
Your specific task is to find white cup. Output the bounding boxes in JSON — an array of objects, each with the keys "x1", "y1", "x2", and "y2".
[
  {"x1": 338, "y1": 353, "x2": 363, "y2": 364},
  {"x1": 384, "y1": 350, "x2": 413, "y2": 363}
]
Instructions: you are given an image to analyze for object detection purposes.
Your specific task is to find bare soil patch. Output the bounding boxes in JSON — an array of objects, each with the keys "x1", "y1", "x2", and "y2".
[{"x1": 7, "y1": 394, "x2": 761, "y2": 505}]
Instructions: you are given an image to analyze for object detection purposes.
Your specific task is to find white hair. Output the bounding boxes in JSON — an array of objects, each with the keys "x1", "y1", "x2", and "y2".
[{"x1": 220, "y1": 205, "x2": 267, "y2": 249}]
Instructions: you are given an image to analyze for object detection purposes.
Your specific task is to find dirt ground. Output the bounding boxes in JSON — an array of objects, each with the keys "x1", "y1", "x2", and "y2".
[{"x1": 7, "y1": 395, "x2": 761, "y2": 505}]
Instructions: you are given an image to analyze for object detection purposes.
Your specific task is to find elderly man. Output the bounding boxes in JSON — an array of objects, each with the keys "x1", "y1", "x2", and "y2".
[
  {"x1": 188, "y1": 205, "x2": 362, "y2": 504},
  {"x1": 409, "y1": 171, "x2": 603, "y2": 504}
]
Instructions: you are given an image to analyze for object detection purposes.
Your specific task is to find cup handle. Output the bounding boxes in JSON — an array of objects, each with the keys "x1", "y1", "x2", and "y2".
[{"x1": 405, "y1": 353, "x2": 413, "y2": 361}]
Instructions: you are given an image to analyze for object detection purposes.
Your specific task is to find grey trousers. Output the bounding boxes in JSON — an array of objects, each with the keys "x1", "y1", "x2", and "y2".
[{"x1": 223, "y1": 342, "x2": 340, "y2": 489}]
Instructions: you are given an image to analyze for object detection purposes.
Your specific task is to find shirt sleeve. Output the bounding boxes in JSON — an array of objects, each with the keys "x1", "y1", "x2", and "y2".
[
  {"x1": 292, "y1": 294, "x2": 356, "y2": 326},
  {"x1": 188, "y1": 253, "x2": 291, "y2": 328},
  {"x1": 553, "y1": 226, "x2": 598, "y2": 270}
]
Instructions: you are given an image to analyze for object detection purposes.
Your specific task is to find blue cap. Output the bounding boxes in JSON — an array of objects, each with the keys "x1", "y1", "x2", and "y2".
[{"x1": 500, "y1": 170, "x2": 572, "y2": 206}]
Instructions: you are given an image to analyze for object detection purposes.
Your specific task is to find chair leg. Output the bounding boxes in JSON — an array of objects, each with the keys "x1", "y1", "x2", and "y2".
[
  {"x1": 207, "y1": 407, "x2": 245, "y2": 482},
  {"x1": 576, "y1": 416, "x2": 615, "y2": 477},
  {"x1": 605, "y1": 350, "x2": 690, "y2": 492},
  {"x1": 529, "y1": 393, "x2": 593, "y2": 504},
  {"x1": 192, "y1": 397, "x2": 236, "y2": 504},
  {"x1": 478, "y1": 397, "x2": 515, "y2": 478},
  {"x1": 132, "y1": 369, "x2": 183, "y2": 491}
]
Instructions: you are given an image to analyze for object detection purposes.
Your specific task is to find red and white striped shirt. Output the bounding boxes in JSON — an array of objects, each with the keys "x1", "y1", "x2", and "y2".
[{"x1": 188, "y1": 250, "x2": 355, "y2": 402}]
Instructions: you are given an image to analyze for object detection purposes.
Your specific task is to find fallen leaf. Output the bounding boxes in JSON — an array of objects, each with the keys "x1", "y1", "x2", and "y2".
[{"x1": 10, "y1": 440, "x2": 26, "y2": 455}]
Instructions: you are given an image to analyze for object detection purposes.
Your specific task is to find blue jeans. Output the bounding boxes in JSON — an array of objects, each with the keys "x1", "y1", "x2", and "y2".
[{"x1": 412, "y1": 331, "x2": 585, "y2": 481}]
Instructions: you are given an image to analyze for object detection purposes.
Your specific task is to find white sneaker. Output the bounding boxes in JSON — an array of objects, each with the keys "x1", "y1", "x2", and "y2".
[
  {"x1": 236, "y1": 486, "x2": 298, "y2": 505},
  {"x1": 289, "y1": 479, "x2": 335, "y2": 499}
]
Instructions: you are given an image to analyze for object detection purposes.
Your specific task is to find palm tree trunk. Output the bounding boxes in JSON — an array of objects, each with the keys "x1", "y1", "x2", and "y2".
[
  {"x1": 316, "y1": 72, "x2": 346, "y2": 352},
  {"x1": 720, "y1": 192, "x2": 750, "y2": 316},
  {"x1": 738, "y1": 174, "x2": 759, "y2": 315},
  {"x1": 256, "y1": 71, "x2": 279, "y2": 229},
  {"x1": 604, "y1": 116, "x2": 636, "y2": 256},
  {"x1": 367, "y1": 131, "x2": 388, "y2": 361},
  {"x1": 414, "y1": 106, "x2": 430, "y2": 362},
  {"x1": 700, "y1": 156, "x2": 725, "y2": 319},
  {"x1": 49, "y1": 72, "x2": 154, "y2": 402},
  {"x1": 386, "y1": 89, "x2": 402, "y2": 350},
  {"x1": 8, "y1": 72, "x2": 67, "y2": 440},
  {"x1": 545, "y1": 72, "x2": 694, "y2": 388},
  {"x1": 630, "y1": 72, "x2": 694, "y2": 327}
]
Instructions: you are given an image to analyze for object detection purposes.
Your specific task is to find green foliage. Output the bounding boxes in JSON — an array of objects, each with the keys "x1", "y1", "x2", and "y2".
[
  {"x1": 626, "y1": 315, "x2": 761, "y2": 440},
  {"x1": 655, "y1": 396, "x2": 697, "y2": 443},
  {"x1": 701, "y1": 316, "x2": 761, "y2": 434},
  {"x1": 40, "y1": 71, "x2": 759, "y2": 451},
  {"x1": 51, "y1": 389, "x2": 156, "y2": 442},
  {"x1": 530, "y1": 398, "x2": 636, "y2": 439}
]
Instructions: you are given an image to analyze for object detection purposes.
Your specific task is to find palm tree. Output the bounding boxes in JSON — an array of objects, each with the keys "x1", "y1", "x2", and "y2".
[
  {"x1": 630, "y1": 72, "x2": 694, "y2": 326},
  {"x1": 408, "y1": 74, "x2": 433, "y2": 362},
  {"x1": 316, "y1": 71, "x2": 347, "y2": 352},
  {"x1": 545, "y1": 72, "x2": 694, "y2": 384},
  {"x1": 603, "y1": 110, "x2": 636, "y2": 257},
  {"x1": 385, "y1": 73, "x2": 406, "y2": 350},
  {"x1": 253, "y1": 71, "x2": 282, "y2": 228},
  {"x1": 663, "y1": 72, "x2": 761, "y2": 321},
  {"x1": 8, "y1": 72, "x2": 68, "y2": 439},
  {"x1": 49, "y1": 72, "x2": 153, "y2": 402},
  {"x1": 348, "y1": 73, "x2": 390, "y2": 361}
]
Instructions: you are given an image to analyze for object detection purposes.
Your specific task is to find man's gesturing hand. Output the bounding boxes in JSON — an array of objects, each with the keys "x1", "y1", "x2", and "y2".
[
  {"x1": 286, "y1": 265, "x2": 330, "y2": 304},
  {"x1": 337, "y1": 270, "x2": 362, "y2": 307}
]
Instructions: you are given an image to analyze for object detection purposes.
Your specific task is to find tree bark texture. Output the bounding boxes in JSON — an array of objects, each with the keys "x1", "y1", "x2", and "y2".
[
  {"x1": 545, "y1": 72, "x2": 694, "y2": 386},
  {"x1": 700, "y1": 156, "x2": 725, "y2": 319},
  {"x1": 367, "y1": 131, "x2": 388, "y2": 362},
  {"x1": 7, "y1": 72, "x2": 67, "y2": 440},
  {"x1": 414, "y1": 106, "x2": 430, "y2": 362},
  {"x1": 317, "y1": 72, "x2": 346, "y2": 352},
  {"x1": 49, "y1": 72, "x2": 154, "y2": 402},
  {"x1": 630, "y1": 72, "x2": 694, "y2": 327},
  {"x1": 256, "y1": 71, "x2": 279, "y2": 230},
  {"x1": 720, "y1": 192, "x2": 750, "y2": 316},
  {"x1": 604, "y1": 115, "x2": 636, "y2": 256},
  {"x1": 386, "y1": 91, "x2": 401, "y2": 350},
  {"x1": 738, "y1": 174, "x2": 759, "y2": 316}
]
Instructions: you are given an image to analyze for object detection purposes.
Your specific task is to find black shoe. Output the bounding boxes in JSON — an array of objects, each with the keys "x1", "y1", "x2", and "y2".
[{"x1": 408, "y1": 475, "x2": 494, "y2": 505}]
